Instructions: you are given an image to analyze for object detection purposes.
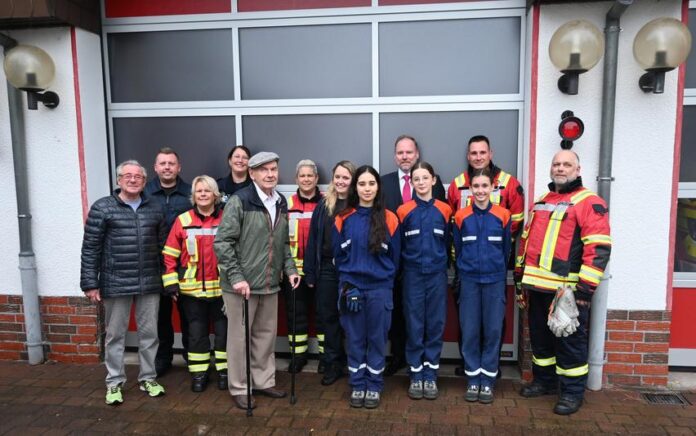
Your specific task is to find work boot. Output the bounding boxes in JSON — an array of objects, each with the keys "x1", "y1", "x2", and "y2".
[
  {"x1": 217, "y1": 370, "x2": 228, "y2": 390},
  {"x1": 288, "y1": 355, "x2": 308, "y2": 374},
  {"x1": 191, "y1": 372, "x2": 209, "y2": 393},
  {"x1": 317, "y1": 360, "x2": 326, "y2": 374},
  {"x1": 155, "y1": 359, "x2": 172, "y2": 377},
  {"x1": 384, "y1": 356, "x2": 406, "y2": 377},
  {"x1": 519, "y1": 381, "x2": 558, "y2": 398},
  {"x1": 321, "y1": 364, "x2": 344, "y2": 386},
  {"x1": 553, "y1": 395, "x2": 583, "y2": 415}
]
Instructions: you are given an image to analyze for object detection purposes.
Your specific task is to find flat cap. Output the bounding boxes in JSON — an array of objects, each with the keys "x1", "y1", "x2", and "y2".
[{"x1": 248, "y1": 151, "x2": 280, "y2": 169}]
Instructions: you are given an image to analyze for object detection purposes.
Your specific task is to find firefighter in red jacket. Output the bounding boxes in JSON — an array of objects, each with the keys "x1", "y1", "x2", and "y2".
[
  {"x1": 515, "y1": 150, "x2": 611, "y2": 416},
  {"x1": 162, "y1": 175, "x2": 226, "y2": 393},
  {"x1": 285, "y1": 159, "x2": 323, "y2": 374},
  {"x1": 447, "y1": 135, "x2": 524, "y2": 235}
]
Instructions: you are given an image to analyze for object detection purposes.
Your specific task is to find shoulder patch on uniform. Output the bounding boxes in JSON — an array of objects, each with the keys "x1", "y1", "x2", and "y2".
[
  {"x1": 434, "y1": 200, "x2": 453, "y2": 222},
  {"x1": 592, "y1": 204, "x2": 608, "y2": 215},
  {"x1": 490, "y1": 204, "x2": 511, "y2": 227},
  {"x1": 454, "y1": 206, "x2": 474, "y2": 227},
  {"x1": 334, "y1": 208, "x2": 356, "y2": 233},
  {"x1": 396, "y1": 200, "x2": 417, "y2": 223},
  {"x1": 385, "y1": 210, "x2": 400, "y2": 236}
]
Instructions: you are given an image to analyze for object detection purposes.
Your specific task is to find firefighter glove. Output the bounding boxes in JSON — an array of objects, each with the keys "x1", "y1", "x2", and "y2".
[
  {"x1": 515, "y1": 282, "x2": 527, "y2": 310},
  {"x1": 163, "y1": 284, "x2": 180, "y2": 298},
  {"x1": 345, "y1": 288, "x2": 361, "y2": 313},
  {"x1": 547, "y1": 286, "x2": 580, "y2": 338}
]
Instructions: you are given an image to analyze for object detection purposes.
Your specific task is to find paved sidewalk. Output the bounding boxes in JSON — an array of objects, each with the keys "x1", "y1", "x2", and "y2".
[{"x1": 0, "y1": 360, "x2": 695, "y2": 435}]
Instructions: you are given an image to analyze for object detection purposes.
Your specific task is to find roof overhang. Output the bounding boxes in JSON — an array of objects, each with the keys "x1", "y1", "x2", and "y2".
[{"x1": 0, "y1": 0, "x2": 100, "y2": 34}]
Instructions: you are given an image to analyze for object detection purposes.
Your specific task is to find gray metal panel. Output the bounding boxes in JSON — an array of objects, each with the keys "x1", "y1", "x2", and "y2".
[
  {"x1": 686, "y1": 10, "x2": 696, "y2": 90},
  {"x1": 113, "y1": 116, "x2": 236, "y2": 183},
  {"x1": 239, "y1": 24, "x2": 372, "y2": 99},
  {"x1": 242, "y1": 114, "x2": 372, "y2": 183},
  {"x1": 379, "y1": 111, "x2": 519, "y2": 183},
  {"x1": 108, "y1": 30, "x2": 235, "y2": 102},
  {"x1": 681, "y1": 106, "x2": 696, "y2": 182},
  {"x1": 379, "y1": 17, "x2": 521, "y2": 96}
]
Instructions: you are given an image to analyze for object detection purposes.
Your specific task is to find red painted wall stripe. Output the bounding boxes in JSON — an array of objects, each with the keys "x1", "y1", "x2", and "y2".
[
  {"x1": 105, "y1": 0, "x2": 231, "y2": 18},
  {"x1": 667, "y1": 0, "x2": 689, "y2": 307},
  {"x1": 238, "y1": 0, "x2": 369, "y2": 12},
  {"x1": 379, "y1": 0, "x2": 474, "y2": 5},
  {"x1": 527, "y1": 4, "x2": 540, "y2": 204},
  {"x1": 70, "y1": 27, "x2": 89, "y2": 222}
]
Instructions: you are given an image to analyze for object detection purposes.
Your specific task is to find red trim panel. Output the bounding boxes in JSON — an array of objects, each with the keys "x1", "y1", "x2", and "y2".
[
  {"x1": 670, "y1": 288, "x2": 696, "y2": 348},
  {"x1": 105, "y1": 0, "x2": 231, "y2": 18},
  {"x1": 70, "y1": 27, "x2": 89, "y2": 222},
  {"x1": 527, "y1": 5, "x2": 540, "y2": 203},
  {"x1": 379, "y1": 0, "x2": 475, "y2": 4},
  {"x1": 238, "y1": 0, "x2": 369, "y2": 12}
]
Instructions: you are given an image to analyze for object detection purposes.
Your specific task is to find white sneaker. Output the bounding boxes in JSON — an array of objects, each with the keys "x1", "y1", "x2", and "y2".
[
  {"x1": 408, "y1": 380, "x2": 424, "y2": 399},
  {"x1": 423, "y1": 380, "x2": 438, "y2": 400},
  {"x1": 364, "y1": 390, "x2": 380, "y2": 409}
]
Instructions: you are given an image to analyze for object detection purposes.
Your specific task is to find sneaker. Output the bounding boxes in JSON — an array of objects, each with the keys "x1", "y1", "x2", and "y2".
[
  {"x1": 465, "y1": 384, "x2": 479, "y2": 402},
  {"x1": 139, "y1": 380, "x2": 165, "y2": 397},
  {"x1": 350, "y1": 390, "x2": 365, "y2": 408},
  {"x1": 479, "y1": 385, "x2": 494, "y2": 404},
  {"x1": 423, "y1": 380, "x2": 438, "y2": 400},
  {"x1": 105, "y1": 385, "x2": 123, "y2": 405},
  {"x1": 408, "y1": 380, "x2": 424, "y2": 400},
  {"x1": 364, "y1": 391, "x2": 380, "y2": 409}
]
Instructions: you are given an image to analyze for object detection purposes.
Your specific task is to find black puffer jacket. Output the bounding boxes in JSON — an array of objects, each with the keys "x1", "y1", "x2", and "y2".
[{"x1": 80, "y1": 190, "x2": 167, "y2": 298}]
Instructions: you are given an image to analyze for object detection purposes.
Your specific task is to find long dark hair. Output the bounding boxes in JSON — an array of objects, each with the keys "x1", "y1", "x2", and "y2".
[{"x1": 345, "y1": 165, "x2": 387, "y2": 254}]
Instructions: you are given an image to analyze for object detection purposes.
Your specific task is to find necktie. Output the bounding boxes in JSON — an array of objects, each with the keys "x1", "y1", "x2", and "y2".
[{"x1": 402, "y1": 174, "x2": 412, "y2": 203}]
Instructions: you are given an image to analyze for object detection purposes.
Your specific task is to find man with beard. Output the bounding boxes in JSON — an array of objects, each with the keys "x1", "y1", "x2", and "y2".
[{"x1": 515, "y1": 150, "x2": 611, "y2": 416}]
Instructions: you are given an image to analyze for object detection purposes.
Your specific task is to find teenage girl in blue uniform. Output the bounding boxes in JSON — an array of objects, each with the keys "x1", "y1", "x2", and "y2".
[
  {"x1": 454, "y1": 167, "x2": 511, "y2": 404},
  {"x1": 333, "y1": 165, "x2": 401, "y2": 409},
  {"x1": 396, "y1": 162, "x2": 452, "y2": 400}
]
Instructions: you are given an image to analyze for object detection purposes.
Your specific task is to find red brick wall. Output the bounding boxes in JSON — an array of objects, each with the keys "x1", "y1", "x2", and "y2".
[
  {"x1": 0, "y1": 295, "x2": 102, "y2": 363},
  {"x1": 517, "y1": 308, "x2": 670, "y2": 388}
]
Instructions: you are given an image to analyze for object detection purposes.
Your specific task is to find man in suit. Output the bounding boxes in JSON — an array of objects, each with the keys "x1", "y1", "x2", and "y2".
[{"x1": 381, "y1": 134, "x2": 446, "y2": 376}]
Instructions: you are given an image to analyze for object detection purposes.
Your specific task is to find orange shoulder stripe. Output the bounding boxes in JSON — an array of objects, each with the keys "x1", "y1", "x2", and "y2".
[
  {"x1": 334, "y1": 208, "x2": 356, "y2": 233},
  {"x1": 434, "y1": 200, "x2": 453, "y2": 222},
  {"x1": 490, "y1": 204, "x2": 511, "y2": 227},
  {"x1": 396, "y1": 200, "x2": 417, "y2": 223},
  {"x1": 385, "y1": 210, "x2": 400, "y2": 236},
  {"x1": 454, "y1": 206, "x2": 474, "y2": 228}
]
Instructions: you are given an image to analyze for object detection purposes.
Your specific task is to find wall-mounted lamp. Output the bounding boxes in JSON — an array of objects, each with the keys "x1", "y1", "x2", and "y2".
[
  {"x1": 549, "y1": 20, "x2": 605, "y2": 95},
  {"x1": 633, "y1": 17, "x2": 692, "y2": 94},
  {"x1": 3, "y1": 45, "x2": 59, "y2": 110}
]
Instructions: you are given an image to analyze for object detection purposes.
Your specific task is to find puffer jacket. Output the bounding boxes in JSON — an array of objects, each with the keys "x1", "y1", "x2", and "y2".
[
  {"x1": 80, "y1": 190, "x2": 167, "y2": 298},
  {"x1": 214, "y1": 184, "x2": 297, "y2": 295}
]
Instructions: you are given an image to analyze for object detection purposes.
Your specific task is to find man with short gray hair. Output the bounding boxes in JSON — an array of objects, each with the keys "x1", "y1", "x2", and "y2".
[{"x1": 80, "y1": 160, "x2": 167, "y2": 405}]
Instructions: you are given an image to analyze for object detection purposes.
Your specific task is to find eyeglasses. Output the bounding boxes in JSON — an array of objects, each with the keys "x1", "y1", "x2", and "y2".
[{"x1": 119, "y1": 174, "x2": 144, "y2": 181}]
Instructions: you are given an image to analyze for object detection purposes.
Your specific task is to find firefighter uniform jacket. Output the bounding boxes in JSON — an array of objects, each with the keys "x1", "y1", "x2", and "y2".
[
  {"x1": 447, "y1": 164, "x2": 524, "y2": 235},
  {"x1": 162, "y1": 208, "x2": 223, "y2": 298},
  {"x1": 397, "y1": 197, "x2": 452, "y2": 274},
  {"x1": 288, "y1": 190, "x2": 322, "y2": 276},
  {"x1": 515, "y1": 178, "x2": 612, "y2": 295}
]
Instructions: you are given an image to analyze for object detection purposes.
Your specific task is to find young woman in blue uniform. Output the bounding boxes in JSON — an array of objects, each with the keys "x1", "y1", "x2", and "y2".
[
  {"x1": 333, "y1": 165, "x2": 401, "y2": 409},
  {"x1": 453, "y1": 167, "x2": 511, "y2": 404},
  {"x1": 396, "y1": 162, "x2": 452, "y2": 400}
]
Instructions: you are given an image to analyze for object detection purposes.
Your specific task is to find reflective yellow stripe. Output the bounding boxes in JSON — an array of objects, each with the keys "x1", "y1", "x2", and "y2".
[
  {"x1": 570, "y1": 189, "x2": 594, "y2": 204},
  {"x1": 581, "y1": 234, "x2": 612, "y2": 245},
  {"x1": 556, "y1": 364, "x2": 589, "y2": 377},
  {"x1": 454, "y1": 173, "x2": 466, "y2": 188},
  {"x1": 318, "y1": 346, "x2": 325, "y2": 353},
  {"x1": 179, "y1": 212, "x2": 193, "y2": 227},
  {"x1": 533, "y1": 355, "x2": 556, "y2": 367},
  {"x1": 162, "y1": 272, "x2": 179, "y2": 287},
  {"x1": 316, "y1": 334, "x2": 325, "y2": 342},
  {"x1": 539, "y1": 206, "x2": 566, "y2": 270},
  {"x1": 215, "y1": 362, "x2": 228, "y2": 371},
  {"x1": 288, "y1": 334, "x2": 308, "y2": 342},
  {"x1": 511, "y1": 212, "x2": 524, "y2": 222},
  {"x1": 188, "y1": 352, "x2": 210, "y2": 361},
  {"x1": 162, "y1": 246, "x2": 181, "y2": 257},
  {"x1": 490, "y1": 191, "x2": 501, "y2": 205},
  {"x1": 214, "y1": 350, "x2": 227, "y2": 360},
  {"x1": 522, "y1": 266, "x2": 579, "y2": 290},
  {"x1": 578, "y1": 264, "x2": 603, "y2": 285},
  {"x1": 292, "y1": 345, "x2": 309, "y2": 353},
  {"x1": 186, "y1": 237, "x2": 198, "y2": 262},
  {"x1": 189, "y1": 363, "x2": 209, "y2": 372},
  {"x1": 183, "y1": 263, "x2": 197, "y2": 281}
]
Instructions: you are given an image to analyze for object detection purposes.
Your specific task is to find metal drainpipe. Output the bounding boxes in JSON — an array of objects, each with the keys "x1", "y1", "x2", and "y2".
[
  {"x1": 587, "y1": 0, "x2": 632, "y2": 391},
  {"x1": 0, "y1": 33, "x2": 45, "y2": 365}
]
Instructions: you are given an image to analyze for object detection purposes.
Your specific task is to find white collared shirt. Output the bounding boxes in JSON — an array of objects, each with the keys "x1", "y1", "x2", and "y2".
[{"x1": 254, "y1": 182, "x2": 280, "y2": 227}]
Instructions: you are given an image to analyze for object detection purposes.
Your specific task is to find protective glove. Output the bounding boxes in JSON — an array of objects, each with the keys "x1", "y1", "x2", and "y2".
[
  {"x1": 547, "y1": 286, "x2": 580, "y2": 338},
  {"x1": 163, "y1": 284, "x2": 180, "y2": 298},
  {"x1": 345, "y1": 288, "x2": 362, "y2": 313},
  {"x1": 515, "y1": 282, "x2": 527, "y2": 310}
]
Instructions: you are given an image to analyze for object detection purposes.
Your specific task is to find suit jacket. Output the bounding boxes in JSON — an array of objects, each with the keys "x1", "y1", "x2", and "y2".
[{"x1": 381, "y1": 170, "x2": 447, "y2": 213}]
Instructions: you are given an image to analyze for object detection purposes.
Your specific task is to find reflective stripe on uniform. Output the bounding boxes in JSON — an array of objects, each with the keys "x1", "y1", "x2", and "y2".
[
  {"x1": 581, "y1": 234, "x2": 612, "y2": 245},
  {"x1": 341, "y1": 239, "x2": 351, "y2": 249},
  {"x1": 348, "y1": 363, "x2": 367, "y2": 373},
  {"x1": 578, "y1": 264, "x2": 604, "y2": 286},
  {"x1": 539, "y1": 203, "x2": 569, "y2": 270},
  {"x1": 185, "y1": 228, "x2": 218, "y2": 237},
  {"x1": 405, "y1": 229, "x2": 420, "y2": 236},
  {"x1": 424, "y1": 361, "x2": 439, "y2": 369},
  {"x1": 556, "y1": 363, "x2": 589, "y2": 377},
  {"x1": 532, "y1": 355, "x2": 556, "y2": 367},
  {"x1": 162, "y1": 272, "x2": 179, "y2": 287},
  {"x1": 462, "y1": 236, "x2": 477, "y2": 242},
  {"x1": 367, "y1": 365, "x2": 384, "y2": 375},
  {"x1": 162, "y1": 246, "x2": 181, "y2": 257},
  {"x1": 488, "y1": 236, "x2": 502, "y2": 242},
  {"x1": 522, "y1": 266, "x2": 579, "y2": 290},
  {"x1": 481, "y1": 368, "x2": 498, "y2": 378},
  {"x1": 410, "y1": 365, "x2": 423, "y2": 372}
]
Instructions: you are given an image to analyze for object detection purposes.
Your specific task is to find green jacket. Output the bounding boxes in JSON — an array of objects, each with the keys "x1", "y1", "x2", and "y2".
[{"x1": 214, "y1": 184, "x2": 297, "y2": 295}]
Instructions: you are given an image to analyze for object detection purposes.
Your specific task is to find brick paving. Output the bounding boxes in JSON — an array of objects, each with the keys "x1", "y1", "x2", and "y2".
[{"x1": 0, "y1": 360, "x2": 695, "y2": 435}]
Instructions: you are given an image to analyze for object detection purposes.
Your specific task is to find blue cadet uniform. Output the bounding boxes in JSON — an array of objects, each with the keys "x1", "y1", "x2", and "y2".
[
  {"x1": 333, "y1": 207, "x2": 401, "y2": 393},
  {"x1": 453, "y1": 203, "x2": 511, "y2": 389},
  {"x1": 396, "y1": 197, "x2": 452, "y2": 383}
]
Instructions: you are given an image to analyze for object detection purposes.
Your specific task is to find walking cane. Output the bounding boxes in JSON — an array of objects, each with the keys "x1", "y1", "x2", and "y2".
[
  {"x1": 290, "y1": 285, "x2": 297, "y2": 405},
  {"x1": 243, "y1": 297, "x2": 253, "y2": 417}
]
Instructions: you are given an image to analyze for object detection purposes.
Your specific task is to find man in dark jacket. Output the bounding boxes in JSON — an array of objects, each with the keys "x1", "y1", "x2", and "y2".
[
  {"x1": 81, "y1": 160, "x2": 167, "y2": 406},
  {"x1": 143, "y1": 147, "x2": 192, "y2": 376}
]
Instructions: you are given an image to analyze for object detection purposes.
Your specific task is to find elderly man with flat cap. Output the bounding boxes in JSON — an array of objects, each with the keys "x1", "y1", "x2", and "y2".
[{"x1": 215, "y1": 151, "x2": 300, "y2": 410}]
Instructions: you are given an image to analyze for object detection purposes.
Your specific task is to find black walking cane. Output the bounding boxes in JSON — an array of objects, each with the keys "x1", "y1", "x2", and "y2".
[
  {"x1": 290, "y1": 285, "x2": 297, "y2": 405},
  {"x1": 243, "y1": 297, "x2": 253, "y2": 417}
]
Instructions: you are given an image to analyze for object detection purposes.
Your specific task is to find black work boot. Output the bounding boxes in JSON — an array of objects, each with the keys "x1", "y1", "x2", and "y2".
[
  {"x1": 191, "y1": 372, "x2": 209, "y2": 393},
  {"x1": 553, "y1": 395, "x2": 583, "y2": 415},
  {"x1": 321, "y1": 363, "x2": 344, "y2": 386},
  {"x1": 217, "y1": 370, "x2": 228, "y2": 391},
  {"x1": 288, "y1": 354, "x2": 308, "y2": 374},
  {"x1": 519, "y1": 381, "x2": 558, "y2": 398}
]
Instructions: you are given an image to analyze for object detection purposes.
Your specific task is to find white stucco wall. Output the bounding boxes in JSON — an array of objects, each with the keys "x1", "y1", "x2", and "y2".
[
  {"x1": 536, "y1": 0, "x2": 682, "y2": 310},
  {"x1": 0, "y1": 27, "x2": 107, "y2": 297}
]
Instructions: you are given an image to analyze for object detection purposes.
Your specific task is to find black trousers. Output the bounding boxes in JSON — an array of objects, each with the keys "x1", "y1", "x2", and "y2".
[
  {"x1": 180, "y1": 295, "x2": 227, "y2": 374},
  {"x1": 156, "y1": 295, "x2": 189, "y2": 363},
  {"x1": 315, "y1": 259, "x2": 345, "y2": 367},
  {"x1": 284, "y1": 278, "x2": 323, "y2": 356},
  {"x1": 388, "y1": 277, "x2": 406, "y2": 361},
  {"x1": 528, "y1": 290, "x2": 590, "y2": 399}
]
